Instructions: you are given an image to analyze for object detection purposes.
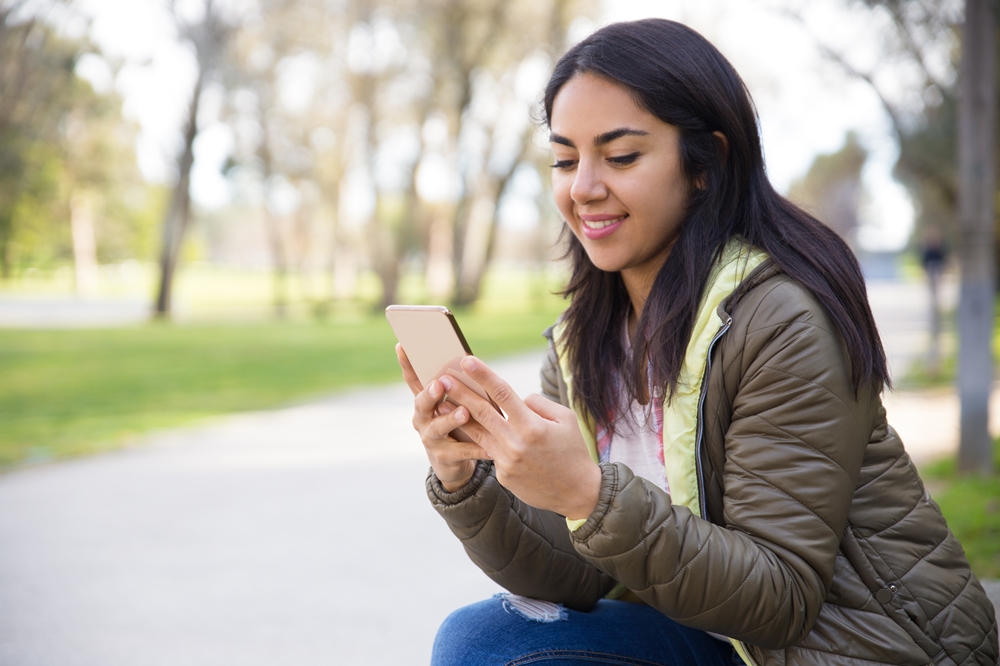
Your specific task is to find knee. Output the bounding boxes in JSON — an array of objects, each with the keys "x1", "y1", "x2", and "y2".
[
  {"x1": 431, "y1": 594, "x2": 570, "y2": 666},
  {"x1": 432, "y1": 598, "x2": 503, "y2": 665}
]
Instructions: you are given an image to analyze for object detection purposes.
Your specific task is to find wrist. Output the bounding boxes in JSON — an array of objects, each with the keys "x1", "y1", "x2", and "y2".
[
  {"x1": 564, "y1": 463, "x2": 602, "y2": 521},
  {"x1": 427, "y1": 460, "x2": 493, "y2": 507},
  {"x1": 437, "y1": 459, "x2": 477, "y2": 492}
]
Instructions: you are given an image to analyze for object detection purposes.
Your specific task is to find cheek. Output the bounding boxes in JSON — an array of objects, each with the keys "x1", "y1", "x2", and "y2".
[{"x1": 645, "y1": 166, "x2": 689, "y2": 218}]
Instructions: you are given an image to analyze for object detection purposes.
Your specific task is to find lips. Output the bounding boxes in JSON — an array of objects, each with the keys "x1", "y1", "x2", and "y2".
[{"x1": 580, "y1": 214, "x2": 628, "y2": 240}]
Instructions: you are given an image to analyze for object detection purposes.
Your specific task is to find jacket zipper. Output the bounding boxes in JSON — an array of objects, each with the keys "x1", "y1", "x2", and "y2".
[
  {"x1": 735, "y1": 643, "x2": 760, "y2": 666},
  {"x1": 694, "y1": 315, "x2": 731, "y2": 519},
  {"x1": 693, "y1": 316, "x2": 759, "y2": 666}
]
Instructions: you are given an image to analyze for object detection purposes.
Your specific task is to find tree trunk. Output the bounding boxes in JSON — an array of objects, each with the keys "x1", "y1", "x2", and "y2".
[
  {"x1": 259, "y1": 134, "x2": 288, "y2": 319},
  {"x1": 371, "y1": 223, "x2": 400, "y2": 309},
  {"x1": 451, "y1": 127, "x2": 532, "y2": 307},
  {"x1": 154, "y1": 67, "x2": 203, "y2": 319},
  {"x1": 426, "y1": 211, "x2": 455, "y2": 301},
  {"x1": 0, "y1": 212, "x2": 12, "y2": 280},
  {"x1": 69, "y1": 190, "x2": 99, "y2": 297},
  {"x1": 956, "y1": 0, "x2": 996, "y2": 474},
  {"x1": 323, "y1": 186, "x2": 351, "y2": 302},
  {"x1": 263, "y1": 204, "x2": 289, "y2": 319},
  {"x1": 453, "y1": 195, "x2": 497, "y2": 307}
]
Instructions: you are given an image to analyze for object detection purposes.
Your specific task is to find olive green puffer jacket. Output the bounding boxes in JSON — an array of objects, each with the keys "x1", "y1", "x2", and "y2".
[{"x1": 427, "y1": 261, "x2": 999, "y2": 665}]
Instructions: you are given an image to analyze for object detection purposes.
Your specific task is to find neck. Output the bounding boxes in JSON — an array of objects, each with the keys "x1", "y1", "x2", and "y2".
[
  {"x1": 620, "y1": 243, "x2": 676, "y2": 333},
  {"x1": 621, "y1": 268, "x2": 655, "y2": 339}
]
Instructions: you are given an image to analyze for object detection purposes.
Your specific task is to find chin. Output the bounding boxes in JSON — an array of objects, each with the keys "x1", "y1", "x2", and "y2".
[{"x1": 586, "y1": 257, "x2": 625, "y2": 274}]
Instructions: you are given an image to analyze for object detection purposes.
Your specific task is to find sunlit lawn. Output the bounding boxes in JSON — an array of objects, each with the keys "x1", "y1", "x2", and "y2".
[{"x1": 0, "y1": 265, "x2": 568, "y2": 468}]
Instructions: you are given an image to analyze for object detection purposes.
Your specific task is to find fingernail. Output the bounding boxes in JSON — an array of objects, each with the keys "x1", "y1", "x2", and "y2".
[
  {"x1": 454, "y1": 407, "x2": 467, "y2": 422},
  {"x1": 439, "y1": 376, "x2": 452, "y2": 391},
  {"x1": 461, "y1": 357, "x2": 477, "y2": 372}
]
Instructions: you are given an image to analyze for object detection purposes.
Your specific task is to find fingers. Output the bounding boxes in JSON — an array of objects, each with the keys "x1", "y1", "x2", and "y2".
[
  {"x1": 448, "y1": 411, "x2": 491, "y2": 446},
  {"x1": 450, "y1": 440, "x2": 491, "y2": 461},
  {"x1": 439, "y1": 369, "x2": 510, "y2": 434},
  {"x1": 421, "y1": 400, "x2": 493, "y2": 462},
  {"x1": 425, "y1": 401, "x2": 470, "y2": 439},
  {"x1": 457, "y1": 357, "x2": 529, "y2": 423},
  {"x1": 524, "y1": 393, "x2": 565, "y2": 422},
  {"x1": 395, "y1": 344, "x2": 424, "y2": 396},
  {"x1": 413, "y1": 377, "x2": 447, "y2": 423}
]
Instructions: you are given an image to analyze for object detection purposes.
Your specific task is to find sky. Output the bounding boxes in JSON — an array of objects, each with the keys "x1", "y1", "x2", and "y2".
[{"x1": 71, "y1": 0, "x2": 939, "y2": 251}]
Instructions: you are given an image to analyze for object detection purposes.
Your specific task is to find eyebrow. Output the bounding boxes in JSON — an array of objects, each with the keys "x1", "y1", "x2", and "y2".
[{"x1": 549, "y1": 127, "x2": 650, "y2": 148}]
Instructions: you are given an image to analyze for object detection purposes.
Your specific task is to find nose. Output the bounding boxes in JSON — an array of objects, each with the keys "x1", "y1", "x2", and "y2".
[{"x1": 569, "y1": 159, "x2": 608, "y2": 205}]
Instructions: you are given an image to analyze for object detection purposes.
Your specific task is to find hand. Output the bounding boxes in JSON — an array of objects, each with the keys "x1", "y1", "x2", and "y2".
[
  {"x1": 439, "y1": 356, "x2": 602, "y2": 520},
  {"x1": 396, "y1": 344, "x2": 490, "y2": 492}
]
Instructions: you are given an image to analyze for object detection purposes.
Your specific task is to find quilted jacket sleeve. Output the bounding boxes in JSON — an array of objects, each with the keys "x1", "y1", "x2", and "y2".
[
  {"x1": 569, "y1": 280, "x2": 869, "y2": 648},
  {"x1": 425, "y1": 340, "x2": 617, "y2": 611},
  {"x1": 427, "y1": 460, "x2": 618, "y2": 610}
]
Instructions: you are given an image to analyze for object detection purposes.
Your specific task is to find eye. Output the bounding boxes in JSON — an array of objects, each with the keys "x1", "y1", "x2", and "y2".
[
  {"x1": 608, "y1": 152, "x2": 640, "y2": 166},
  {"x1": 549, "y1": 159, "x2": 577, "y2": 170}
]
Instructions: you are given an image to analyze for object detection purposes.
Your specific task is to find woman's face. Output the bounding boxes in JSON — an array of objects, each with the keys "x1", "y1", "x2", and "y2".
[{"x1": 549, "y1": 73, "x2": 690, "y2": 297}]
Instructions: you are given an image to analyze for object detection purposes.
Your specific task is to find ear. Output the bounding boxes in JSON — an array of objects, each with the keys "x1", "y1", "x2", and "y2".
[
  {"x1": 712, "y1": 131, "x2": 730, "y2": 164},
  {"x1": 694, "y1": 131, "x2": 731, "y2": 190}
]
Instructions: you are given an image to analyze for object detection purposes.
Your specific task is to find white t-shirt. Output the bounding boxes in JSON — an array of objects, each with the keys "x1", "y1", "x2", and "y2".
[
  {"x1": 607, "y1": 392, "x2": 669, "y2": 494},
  {"x1": 607, "y1": 322, "x2": 669, "y2": 494}
]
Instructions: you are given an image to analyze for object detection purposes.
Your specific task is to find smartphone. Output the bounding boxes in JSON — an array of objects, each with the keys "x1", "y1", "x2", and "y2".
[{"x1": 385, "y1": 304, "x2": 497, "y2": 409}]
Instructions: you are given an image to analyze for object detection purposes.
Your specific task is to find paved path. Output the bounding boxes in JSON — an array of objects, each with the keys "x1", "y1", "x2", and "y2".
[
  {"x1": 0, "y1": 294, "x2": 149, "y2": 328},
  {"x1": 1, "y1": 279, "x2": 997, "y2": 666},
  {"x1": 0, "y1": 355, "x2": 544, "y2": 666}
]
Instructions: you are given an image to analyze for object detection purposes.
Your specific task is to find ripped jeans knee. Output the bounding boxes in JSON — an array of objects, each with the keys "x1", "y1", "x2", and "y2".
[
  {"x1": 431, "y1": 595, "x2": 737, "y2": 666},
  {"x1": 498, "y1": 593, "x2": 568, "y2": 623}
]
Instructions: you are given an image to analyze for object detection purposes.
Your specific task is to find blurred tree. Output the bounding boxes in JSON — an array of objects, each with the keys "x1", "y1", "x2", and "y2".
[
  {"x1": 0, "y1": 1, "x2": 148, "y2": 289},
  {"x1": 215, "y1": 0, "x2": 593, "y2": 312},
  {"x1": 342, "y1": 0, "x2": 419, "y2": 309},
  {"x1": 62, "y1": 78, "x2": 150, "y2": 295},
  {"x1": 0, "y1": 0, "x2": 77, "y2": 278},
  {"x1": 787, "y1": 0, "x2": 997, "y2": 474},
  {"x1": 787, "y1": 131, "x2": 868, "y2": 247},
  {"x1": 955, "y1": 0, "x2": 995, "y2": 475},
  {"x1": 227, "y1": 0, "x2": 317, "y2": 317},
  {"x1": 343, "y1": 0, "x2": 593, "y2": 308},
  {"x1": 154, "y1": 0, "x2": 236, "y2": 318},
  {"x1": 780, "y1": 1, "x2": 963, "y2": 238},
  {"x1": 448, "y1": 0, "x2": 587, "y2": 306}
]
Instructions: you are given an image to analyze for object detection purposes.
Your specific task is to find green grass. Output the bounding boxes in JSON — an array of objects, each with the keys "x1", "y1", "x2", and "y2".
[
  {"x1": 922, "y1": 443, "x2": 1000, "y2": 579},
  {"x1": 899, "y1": 304, "x2": 1000, "y2": 390},
  {"x1": 0, "y1": 295, "x2": 566, "y2": 468}
]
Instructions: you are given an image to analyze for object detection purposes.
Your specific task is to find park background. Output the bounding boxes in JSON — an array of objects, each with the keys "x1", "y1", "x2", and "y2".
[{"x1": 1, "y1": 0, "x2": 998, "y2": 664}]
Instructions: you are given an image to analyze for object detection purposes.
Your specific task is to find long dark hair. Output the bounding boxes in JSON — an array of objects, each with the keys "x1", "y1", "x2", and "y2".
[{"x1": 544, "y1": 19, "x2": 889, "y2": 421}]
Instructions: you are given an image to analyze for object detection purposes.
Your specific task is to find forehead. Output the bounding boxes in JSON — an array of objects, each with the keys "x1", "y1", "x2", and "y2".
[{"x1": 549, "y1": 73, "x2": 660, "y2": 137}]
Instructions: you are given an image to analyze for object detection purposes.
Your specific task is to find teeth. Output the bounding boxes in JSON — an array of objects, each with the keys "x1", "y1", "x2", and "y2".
[{"x1": 583, "y1": 215, "x2": 626, "y2": 229}]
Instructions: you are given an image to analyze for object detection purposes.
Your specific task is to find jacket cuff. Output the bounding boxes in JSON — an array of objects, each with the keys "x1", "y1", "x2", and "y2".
[
  {"x1": 426, "y1": 460, "x2": 493, "y2": 506},
  {"x1": 568, "y1": 462, "x2": 620, "y2": 543}
]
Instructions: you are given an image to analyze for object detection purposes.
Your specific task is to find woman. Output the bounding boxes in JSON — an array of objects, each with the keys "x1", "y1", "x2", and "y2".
[{"x1": 397, "y1": 19, "x2": 998, "y2": 666}]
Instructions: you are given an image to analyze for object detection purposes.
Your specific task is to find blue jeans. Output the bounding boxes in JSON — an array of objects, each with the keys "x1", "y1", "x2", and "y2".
[{"x1": 431, "y1": 594, "x2": 740, "y2": 665}]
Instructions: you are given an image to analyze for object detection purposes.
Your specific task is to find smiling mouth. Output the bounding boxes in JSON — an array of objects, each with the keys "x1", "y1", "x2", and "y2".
[
  {"x1": 580, "y1": 214, "x2": 627, "y2": 240},
  {"x1": 582, "y1": 214, "x2": 628, "y2": 230}
]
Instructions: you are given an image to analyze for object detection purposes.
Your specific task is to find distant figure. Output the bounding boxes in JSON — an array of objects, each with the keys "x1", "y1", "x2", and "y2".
[{"x1": 921, "y1": 227, "x2": 948, "y2": 374}]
